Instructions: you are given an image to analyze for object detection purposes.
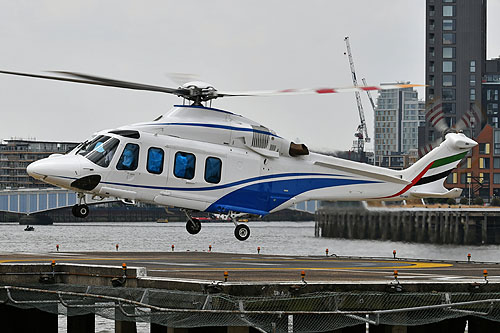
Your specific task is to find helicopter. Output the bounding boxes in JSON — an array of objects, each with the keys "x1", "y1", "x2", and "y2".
[{"x1": 0, "y1": 70, "x2": 477, "y2": 240}]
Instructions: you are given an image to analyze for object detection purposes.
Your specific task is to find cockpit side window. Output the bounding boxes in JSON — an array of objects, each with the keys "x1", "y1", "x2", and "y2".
[
  {"x1": 147, "y1": 147, "x2": 164, "y2": 174},
  {"x1": 174, "y1": 152, "x2": 195, "y2": 180},
  {"x1": 116, "y1": 143, "x2": 140, "y2": 171},
  {"x1": 84, "y1": 137, "x2": 120, "y2": 168}
]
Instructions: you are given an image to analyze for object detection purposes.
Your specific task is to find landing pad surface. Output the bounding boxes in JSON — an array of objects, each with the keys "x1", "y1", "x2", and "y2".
[{"x1": 1, "y1": 252, "x2": 498, "y2": 283}]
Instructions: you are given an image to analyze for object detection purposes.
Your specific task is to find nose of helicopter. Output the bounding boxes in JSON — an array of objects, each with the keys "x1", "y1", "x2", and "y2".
[
  {"x1": 26, "y1": 158, "x2": 52, "y2": 179},
  {"x1": 27, "y1": 155, "x2": 82, "y2": 186}
]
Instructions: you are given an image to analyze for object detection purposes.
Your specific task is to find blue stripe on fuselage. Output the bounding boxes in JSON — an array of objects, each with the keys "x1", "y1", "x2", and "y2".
[
  {"x1": 143, "y1": 122, "x2": 280, "y2": 138},
  {"x1": 206, "y1": 178, "x2": 379, "y2": 215},
  {"x1": 100, "y1": 172, "x2": 348, "y2": 191},
  {"x1": 173, "y1": 104, "x2": 236, "y2": 115},
  {"x1": 45, "y1": 172, "x2": 379, "y2": 215}
]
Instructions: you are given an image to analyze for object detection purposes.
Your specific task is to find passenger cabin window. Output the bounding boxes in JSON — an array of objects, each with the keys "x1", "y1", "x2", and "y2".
[
  {"x1": 205, "y1": 157, "x2": 222, "y2": 184},
  {"x1": 174, "y1": 152, "x2": 195, "y2": 179},
  {"x1": 147, "y1": 147, "x2": 164, "y2": 174},
  {"x1": 80, "y1": 135, "x2": 120, "y2": 168},
  {"x1": 116, "y1": 143, "x2": 140, "y2": 171}
]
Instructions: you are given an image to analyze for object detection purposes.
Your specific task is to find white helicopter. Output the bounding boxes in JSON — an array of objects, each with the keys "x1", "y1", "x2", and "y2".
[{"x1": 0, "y1": 70, "x2": 477, "y2": 240}]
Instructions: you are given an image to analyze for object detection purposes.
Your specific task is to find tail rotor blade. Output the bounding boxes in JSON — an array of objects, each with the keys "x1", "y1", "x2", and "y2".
[{"x1": 425, "y1": 98, "x2": 449, "y2": 133}]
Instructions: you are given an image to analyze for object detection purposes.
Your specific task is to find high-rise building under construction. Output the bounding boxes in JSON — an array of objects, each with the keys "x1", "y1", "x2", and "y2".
[{"x1": 422, "y1": 0, "x2": 487, "y2": 148}]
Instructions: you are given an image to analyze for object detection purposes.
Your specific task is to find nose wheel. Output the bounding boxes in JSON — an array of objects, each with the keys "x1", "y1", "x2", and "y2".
[
  {"x1": 72, "y1": 204, "x2": 89, "y2": 218},
  {"x1": 72, "y1": 193, "x2": 90, "y2": 218}
]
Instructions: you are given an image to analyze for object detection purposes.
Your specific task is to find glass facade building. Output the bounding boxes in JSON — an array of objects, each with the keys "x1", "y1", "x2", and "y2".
[{"x1": 374, "y1": 85, "x2": 425, "y2": 169}]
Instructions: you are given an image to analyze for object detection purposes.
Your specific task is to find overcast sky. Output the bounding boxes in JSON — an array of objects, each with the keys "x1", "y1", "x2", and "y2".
[{"x1": 1, "y1": 1, "x2": 499, "y2": 151}]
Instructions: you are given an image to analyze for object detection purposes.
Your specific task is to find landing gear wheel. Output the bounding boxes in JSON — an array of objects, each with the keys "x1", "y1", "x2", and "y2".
[
  {"x1": 234, "y1": 224, "x2": 250, "y2": 241},
  {"x1": 71, "y1": 204, "x2": 79, "y2": 217},
  {"x1": 72, "y1": 204, "x2": 89, "y2": 218},
  {"x1": 186, "y1": 218, "x2": 202, "y2": 235}
]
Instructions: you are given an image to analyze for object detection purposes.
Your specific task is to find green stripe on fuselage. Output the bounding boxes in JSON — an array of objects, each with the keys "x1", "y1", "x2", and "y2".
[{"x1": 431, "y1": 151, "x2": 467, "y2": 169}]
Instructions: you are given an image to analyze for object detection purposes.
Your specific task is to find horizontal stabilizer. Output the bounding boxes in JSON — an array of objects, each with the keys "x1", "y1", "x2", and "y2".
[
  {"x1": 410, "y1": 188, "x2": 462, "y2": 199},
  {"x1": 314, "y1": 161, "x2": 410, "y2": 185}
]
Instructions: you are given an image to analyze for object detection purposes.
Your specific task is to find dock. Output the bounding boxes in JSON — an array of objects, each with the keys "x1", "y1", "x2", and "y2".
[
  {"x1": 1, "y1": 251, "x2": 500, "y2": 332},
  {"x1": 315, "y1": 203, "x2": 500, "y2": 245}
]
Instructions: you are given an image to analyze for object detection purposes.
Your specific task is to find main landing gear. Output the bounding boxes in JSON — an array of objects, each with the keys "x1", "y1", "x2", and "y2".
[
  {"x1": 228, "y1": 211, "x2": 250, "y2": 241},
  {"x1": 72, "y1": 193, "x2": 89, "y2": 218},
  {"x1": 234, "y1": 224, "x2": 250, "y2": 241},
  {"x1": 183, "y1": 210, "x2": 251, "y2": 241},
  {"x1": 184, "y1": 210, "x2": 202, "y2": 235}
]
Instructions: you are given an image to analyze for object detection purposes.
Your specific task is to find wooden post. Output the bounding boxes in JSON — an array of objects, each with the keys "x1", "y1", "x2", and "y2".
[
  {"x1": 464, "y1": 213, "x2": 470, "y2": 245},
  {"x1": 482, "y1": 214, "x2": 488, "y2": 244},
  {"x1": 68, "y1": 313, "x2": 95, "y2": 333}
]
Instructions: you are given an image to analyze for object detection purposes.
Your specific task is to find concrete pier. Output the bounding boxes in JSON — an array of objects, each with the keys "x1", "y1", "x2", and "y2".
[
  {"x1": 316, "y1": 204, "x2": 500, "y2": 245},
  {"x1": 1, "y1": 252, "x2": 500, "y2": 332}
]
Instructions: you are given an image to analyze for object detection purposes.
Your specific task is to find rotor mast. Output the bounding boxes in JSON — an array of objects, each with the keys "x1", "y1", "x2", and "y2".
[{"x1": 344, "y1": 36, "x2": 370, "y2": 158}]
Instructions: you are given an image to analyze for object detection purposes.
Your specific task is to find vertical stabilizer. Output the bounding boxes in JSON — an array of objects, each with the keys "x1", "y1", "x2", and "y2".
[{"x1": 400, "y1": 133, "x2": 476, "y2": 198}]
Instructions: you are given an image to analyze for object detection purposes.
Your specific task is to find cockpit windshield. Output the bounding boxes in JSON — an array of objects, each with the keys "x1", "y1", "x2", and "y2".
[
  {"x1": 78, "y1": 135, "x2": 120, "y2": 168},
  {"x1": 77, "y1": 135, "x2": 106, "y2": 156}
]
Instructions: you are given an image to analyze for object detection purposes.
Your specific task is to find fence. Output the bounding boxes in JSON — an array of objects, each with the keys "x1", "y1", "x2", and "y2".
[{"x1": 1, "y1": 285, "x2": 500, "y2": 332}]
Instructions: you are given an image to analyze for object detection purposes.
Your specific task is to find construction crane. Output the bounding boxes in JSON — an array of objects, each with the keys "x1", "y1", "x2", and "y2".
[
  {"x1": 344, "y1": 36, "x2": 370, "y2": 158},
  {"x1": 362, "y1": 77, "x2": 377, "y2": 113}
]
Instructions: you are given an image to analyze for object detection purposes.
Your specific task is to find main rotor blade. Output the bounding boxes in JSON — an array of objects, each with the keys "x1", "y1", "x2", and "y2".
[
  {"x1": 218, "y1": 83, "x2": 425, "y2": 97},
  {"x1": 0, "y1": 70, "x2": 185, "y2": 96}
]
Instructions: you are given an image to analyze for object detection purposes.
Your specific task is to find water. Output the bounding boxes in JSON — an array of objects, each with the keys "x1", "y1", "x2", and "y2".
[
  {"x1": 1, "y1": 221, "x2": 499, "y2": 262},
  {"x1": 2, "y1": 220, "x2": 499, "y2": 332}
]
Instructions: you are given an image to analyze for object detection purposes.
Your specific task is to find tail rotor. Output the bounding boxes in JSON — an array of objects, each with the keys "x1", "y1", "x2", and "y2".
[{"x1": 419, "y1": 99, "x2": 480, "y2": 157}]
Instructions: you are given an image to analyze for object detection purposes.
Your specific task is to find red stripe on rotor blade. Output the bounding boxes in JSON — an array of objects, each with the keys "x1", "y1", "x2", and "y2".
[
  {"x1": 426, "y1": 104, "x2": 442, "y2": 119},
  {"x1": 427, "y1": 106, "x2": 442, "y2": 118},
  {"x1": 379, "y1": 162, "x2": 435, "y2": 199},
  {"x1": 431, "y1": 115, "x2": 445, "y2": 127},
  {"x1": 316, "y1": 88, "x2": 336, "y2": 94},
  {"x1": 361, "y1": 86, "x2": 378, "y2": 91},
  {"x1": 429, "y1": 111, "x2": 443, "y2": 123},
  {"x1": 279, "y1": 89, "x2": 297, "y2": 93}
]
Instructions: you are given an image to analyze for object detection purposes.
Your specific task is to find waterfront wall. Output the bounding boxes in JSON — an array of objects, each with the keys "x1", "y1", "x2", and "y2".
[{"x1": 315, "y1": 208, "x2": 500, "y2": 245}]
